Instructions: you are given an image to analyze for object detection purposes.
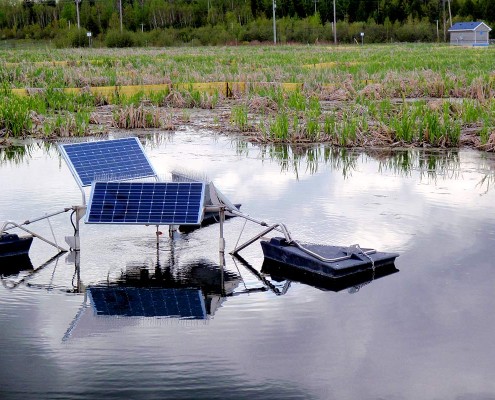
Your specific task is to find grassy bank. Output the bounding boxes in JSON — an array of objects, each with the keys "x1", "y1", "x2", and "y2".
[{"x1": 1, "y1": 43, "x2": 494, "y2": 151}]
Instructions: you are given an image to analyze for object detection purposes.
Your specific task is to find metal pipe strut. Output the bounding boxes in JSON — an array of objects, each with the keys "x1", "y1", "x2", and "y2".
[
  {"x1": 292, "y1": 241, "x2": 376, "y2": 263},
  {"x1": 226, "y1": 203, "x2": 377, "y2": 264},
  {"x1": 1, "y1": 221, "x2": 68, "y2": 252},
  {"x1": 208, "y1": 192, "x2": 376, "y2": 264},
  {"x1": 1, "y1": 208, "x2": 72, "y2": 231},
  {"x1": 230, "y1": 222, "x2": 293, "y2": 255}
]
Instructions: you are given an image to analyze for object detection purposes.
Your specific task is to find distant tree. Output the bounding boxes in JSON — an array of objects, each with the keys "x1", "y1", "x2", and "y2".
[
  {"x1": 459, "y1": 0, "x2": 475, "y2": 18},
  {"x1": 480, "y1": 0, "x2": 495, "y2": 23},
  {"x1": 60, "y1": 3, "x2": 75, "y2": 25},
  {"x1": 250, "y1": 0, "x2": 264, "y2": 18}
]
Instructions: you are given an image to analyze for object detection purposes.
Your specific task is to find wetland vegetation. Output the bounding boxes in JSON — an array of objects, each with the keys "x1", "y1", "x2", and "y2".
[{"x1": 1, "y1": 44, "x2": 495, "y2": 151}]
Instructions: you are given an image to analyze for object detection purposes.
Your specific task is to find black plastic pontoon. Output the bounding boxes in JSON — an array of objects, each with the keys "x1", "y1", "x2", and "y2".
[
  {"x1": 261, "y1": 255, "x2": 399, "y2": 292},
  {"x1": 260, "y1": 237, "x2": 399, "y2": 278},
  {"x1": 0, "y1": 233, "x2": 33, "y2": 259}
]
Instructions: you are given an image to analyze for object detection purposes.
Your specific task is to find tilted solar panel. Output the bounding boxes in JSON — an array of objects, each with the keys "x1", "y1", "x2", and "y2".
[
  {"x1": 86, "y1": 181, "x2": 205, "y2": 225},
  {"x1": 59, "y1": 137, "x2": 156, "y2": 188}
]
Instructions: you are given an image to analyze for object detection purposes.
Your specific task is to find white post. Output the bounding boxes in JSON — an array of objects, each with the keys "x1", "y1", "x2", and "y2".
[
  {"x1": 75, "y1": 0, "x2": 80, "y2": 29},
  {"x1": 219, "y1": 207, "x2": 225, "y2": 255},
  {"x1": 333, "y1": 0, "x2": 337, "y2": 44},
  {"x1": 272, "y1": 0, "x2": 276, "y2": 44},
  {"x1": 443, "y1": 0, "x2": 446, "y2": 42},
  {"x1": 447, "y1": 0, "x2": 452, "y2": 27},
  {"x1": 119, "y1": 0, "x2": 123, "y2": 32}
]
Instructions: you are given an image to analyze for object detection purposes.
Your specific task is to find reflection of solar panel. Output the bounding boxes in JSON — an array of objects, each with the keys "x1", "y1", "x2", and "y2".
[
  {"x1": 86, "y1": 182, "x2": 205, "y2": 225},
  {"x1": 88, "y1": 287, "x2": 207, "y2": 319},
  {"x1": 59, "y1": 137, "x2": 156, "y2": 187}
]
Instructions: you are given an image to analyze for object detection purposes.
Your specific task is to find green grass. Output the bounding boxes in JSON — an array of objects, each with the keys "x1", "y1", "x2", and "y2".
[
  {"x1": 2, "y1": 43, "x2": 495, "y2": 148},
  {"x1": 0, "y1": 96, "x2": 33, "y2": 137},
  {"x1": 230, "y1": 104, "x2": 249, "y2": 131}
]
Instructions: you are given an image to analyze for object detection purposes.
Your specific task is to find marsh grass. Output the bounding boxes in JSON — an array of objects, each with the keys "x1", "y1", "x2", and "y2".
[
  {"x1": 230, "y1": 104, "x2": 249, "y2": 131},
  {"x1": 287, "y1": 90, "x2": 306, "y2": 111},
  {"x1": 43, "y1": 111, "x2": 91, "y2": 137},
  {"x1": 148, "y1": 90, "x2": 171, "y2": 106},
  {"x1": 0, "y1": 96, "x2": 33, "y2": 137},
  {"x1": 112, "y1": 105, "x2": 161, "y2": 129},
  {"x1": 3, "y1": 44, "x2": 495, "y2": 149},
  {"x1": 269, "y1": 112, "x2": 290, "y2": 141}
]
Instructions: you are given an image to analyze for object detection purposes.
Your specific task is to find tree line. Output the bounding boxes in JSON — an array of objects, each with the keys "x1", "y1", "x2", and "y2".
[{"x1": 0, "y1": 0, "x2": 493, "y2": 46}]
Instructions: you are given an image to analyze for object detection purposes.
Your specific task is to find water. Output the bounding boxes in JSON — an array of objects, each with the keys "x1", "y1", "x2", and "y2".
[{"x1": 1, "y1": 130, "x2": 495, "y2": 400}]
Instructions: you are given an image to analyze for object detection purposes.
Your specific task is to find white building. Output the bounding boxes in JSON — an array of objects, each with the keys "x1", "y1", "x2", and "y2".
[{"x1": 448, "y1": 21, "x2": 491, "y2": 46}]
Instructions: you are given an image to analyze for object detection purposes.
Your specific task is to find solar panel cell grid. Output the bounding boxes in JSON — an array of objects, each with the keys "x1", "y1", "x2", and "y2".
[
  {"x1": 86, "y1": 181, "x2": 205, "y2": 225},
  {"x1": 60, "y1": 137, "x2": 156, "y2": 187}
]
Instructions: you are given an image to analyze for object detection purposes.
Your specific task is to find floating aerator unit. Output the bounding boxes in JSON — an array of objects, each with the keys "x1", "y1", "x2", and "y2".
[{"x1": 3, "y1": 136, "x2": 399, "y2": 281}]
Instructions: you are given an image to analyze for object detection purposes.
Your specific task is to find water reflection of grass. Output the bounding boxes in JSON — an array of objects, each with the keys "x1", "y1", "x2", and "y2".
[
  {"x1": 1, "y1": 138, "x2": 485, "y2": 190},
  {"x1": 476, "y1": 153, "x2": 495, "y2": 195},
  {"x1": 250, "y1": 142, "x2": 463, "y2": 181},
  {"x1": 373, "y1": 148, "x2": 461, "y2": 180},
  {"x1": 0, "y1": 144, "x2": 33, "y2": 165},
  {"x1": 0, "y1": 141, "x2": 52, "y2": 165}
]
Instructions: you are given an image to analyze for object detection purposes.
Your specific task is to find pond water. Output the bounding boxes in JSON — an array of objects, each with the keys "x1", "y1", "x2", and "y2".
[{"x1": 1, "y1": 130, "x2": 495, "y2": 400}]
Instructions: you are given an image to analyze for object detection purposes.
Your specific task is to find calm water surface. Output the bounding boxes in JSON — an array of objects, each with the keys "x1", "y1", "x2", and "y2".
[{"x1": 1, "y1": 130, "x2": 495, "y2": 400}]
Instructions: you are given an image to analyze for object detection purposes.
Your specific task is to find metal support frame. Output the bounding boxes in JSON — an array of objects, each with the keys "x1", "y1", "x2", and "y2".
[
  {"x1": 2, "y1": 207, "x2": 73, "y2": 253},
  {"x1": 293, "y1": 242, "x2": 376, "y2": 263},
  {"x1": 1, "y1": 208, "x2": 72, "y2": 231},
  {"x1": 1, "y1": 221, "x2": 67, "y2": 252},
  {"x1": 204, "y1": 205, "x2": 227, "y2": 257},
  {"x1": 227, "y1": 206, "x2": 377, "y2": 264},
  {"x1": 65, "y1": 205, "x2": 86, "y2": 252},
  {"x1": 230, "y1": 222, "x2": 292, "y2": 255}
]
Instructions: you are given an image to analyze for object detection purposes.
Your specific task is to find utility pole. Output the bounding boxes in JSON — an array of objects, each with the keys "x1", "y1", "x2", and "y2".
[
  {"x1": 333, "y1": 0, "x2": 337, "y2": 44},
  {"x1": 75, "y1": 0, "x2": 80, "y2": 29},
  {"x1": 119, "y1": 0, "x2": 123, "y2": 32},
  {"x1": 272, "y1": 0, "x2": 276, "y2": 44},
  {"x1": 314, "y1": 0, "x2": 318, "y2": 14},
  {"x1": 447, "y1": 0, "x2": 452, "y2": 28},
  {"x1": 442, "y1": 0, "x2": 446, "y2": 42}
]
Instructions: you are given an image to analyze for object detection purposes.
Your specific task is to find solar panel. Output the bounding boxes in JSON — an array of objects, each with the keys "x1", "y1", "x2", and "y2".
[
  {"x1": 86, "y1": 181, "x2": 205, "y2": 225},
  {"x1": 59, "y1": 137, "x2": 156, "y2": 188},
  {"x1": 88, "y1": 287, "x2": 207, "y2": 319}
]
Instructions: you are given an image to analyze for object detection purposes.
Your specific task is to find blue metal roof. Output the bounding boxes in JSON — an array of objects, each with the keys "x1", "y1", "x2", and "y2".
[{"x1": 449, "y1": 22, "x2": 491, "y2": 32}]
